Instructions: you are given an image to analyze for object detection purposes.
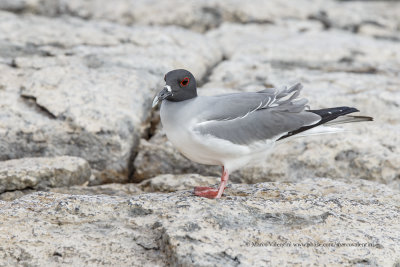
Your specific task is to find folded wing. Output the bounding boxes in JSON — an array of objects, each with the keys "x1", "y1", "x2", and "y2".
[{"x1": 194, "y1": 83, "x2": 321, "y2": 145}]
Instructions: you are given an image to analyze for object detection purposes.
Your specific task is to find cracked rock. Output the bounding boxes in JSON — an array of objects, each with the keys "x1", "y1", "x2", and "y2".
[
  {"x1": 0, "y1": 0, "x2": 324, "y2": 32},
  {"x1": 138, "y1": 173, "x2": 220, "y2": 193},
  {"x1": 0, "y1": 13, "x2": 222, "y2": 183},
  {"x1": 0, "y1": 183, "x2": 144, "y2": 201},
  {"x1": 0, "y1": 156, "x2": 91, "y2": 193},
  {"x1": 0, "y1": 178, "x2": 398, "y2": 265},
  {"x1": 207, "y1": 23, "x2": 400, "y2": 75},
  {"x1": 0, "y1": 174, "x2": 218, "y2": 201}
]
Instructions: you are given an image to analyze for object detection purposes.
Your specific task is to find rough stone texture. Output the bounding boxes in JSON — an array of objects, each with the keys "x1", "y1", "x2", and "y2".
[
  {"x1": 0, "y1": 0, "x2": 325, "y2": 31},
  {"x1": 0, "y1": 1, "x2": 399, "y2": 265},
  {"x1": 138, "y1": 173, "x2": 220, "y2": 193},
  {"x1": 2, "y1": 0, "x2": 399, "y2": 38},
  {"x1": 0, "y1": 190, "x2": 33, "y2": 201},
  {"x1": 0, "y1": 178, "x2": 399, "y2": 266},
  {"x1": 0, "y1": 11, "x2": 222, "y2": 183},
  {"x1": 0, "y1": 192, "x2": 168, "y2": 266},
  {"x1": 0, "y1": 156, "x2": 91, "y2": 193},
  {"x1": 0, "y1": 183, "x2": 144, "y2": 201},
  {"x1": 319, "y1": 1, "x2": 400, "y2": 40},
  {"x1": 1, "y1": 0, "x2": 398, "y2": 186},
  {"x1": 206, "y1": 23, "x2": 400, "y2": 75},
  {"x1": 51, "y1": 183, "x2": 142, "y2": 195},
  {"x1": 0, "y1": 174, "x2": 216, "y2": 201}
]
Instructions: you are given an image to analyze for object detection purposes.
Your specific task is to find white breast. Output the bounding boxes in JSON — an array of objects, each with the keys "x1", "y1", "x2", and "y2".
[
  {"x1": 160, "y1": 99, "x2": 274, "y2": 172},
  {"x1": 161, "y1": 100, "x2": 243, "y2": 166}
]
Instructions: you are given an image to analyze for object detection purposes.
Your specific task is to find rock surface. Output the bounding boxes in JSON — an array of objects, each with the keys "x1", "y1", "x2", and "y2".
[
  {"x1": 0, "y1": 178, "x2": 399, "y2": 266},
  {"x1": 0, "y1": 11, "x2": 222, "y2": 183},
  {"x1": 0, "y1": 183, "x2": 143, "y2": 202},
  {"x1": 0, "y1": 174, "x2": 217, "y2": 201},
  {"x1": 1, "y1": 0, "x2": 399, "y2": 186},
  {"x1": 0, "y1": 156, "x2": 90, "y2": 193},
  {"x1": 0, "y1": 0, "x2": 399, "y2": 265},
  {"x1": 138, "y1": 173, "x2": 220, "y2": 193},
  {"x1": 3, "y1": 0, "x2": 400, "y2": 38}
]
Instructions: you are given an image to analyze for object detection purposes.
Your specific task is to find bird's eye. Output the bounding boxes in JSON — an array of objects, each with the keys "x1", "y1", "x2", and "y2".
[{"x1": 180, "y1": 77, "x2": 189, "y2": 87}]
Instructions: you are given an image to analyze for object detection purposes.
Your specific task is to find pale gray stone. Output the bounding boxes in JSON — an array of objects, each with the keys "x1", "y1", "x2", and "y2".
[
  {"x1": 138, "y1": 173, "x2": 220, "y2": 193},
  {"x1": 206, "y1": 23, "x2": 400, "y2": 75},
  {"x1": 0, "y1": 189, "x2": 35, "y2": 201},
  {"x1": 0, "y1": 1, "x2": 398, "y2": 265},
  {"x1": 0, "y1": 0, "x2": 324, "y2": 32},
  {"x1": 0, "y1": 178, "x2": 398, "y2": 265},
  {"x1": 0, "y1": 174, "x2": 216, "y2": 201},
  {"x1": 3, "y1": 0, "x2": 399, "y2": 38},
  {"x1": 0, "y1": 12, "x2": 222, "y2": 183},
  {"x1": 0, "y1": 0, "x2": 27, "y2": 12},
  {"x1": 50, "y1": 183, "x2": 143, "y2": 197},
  {"x1": 0, "y1": 183, "x2": 144, "y2": 201},
  {"x1": 319, "y1": 0, "x2": 400, "y2": 39},
  {"x1": 0, "y1": 156, "x2": 91, "y2": 193}
]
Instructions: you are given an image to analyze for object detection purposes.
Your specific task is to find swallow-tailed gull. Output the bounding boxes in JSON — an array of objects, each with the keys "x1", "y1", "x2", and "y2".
[{"x1": 152, "y1": 69, "x2": 373, "y2": 199}]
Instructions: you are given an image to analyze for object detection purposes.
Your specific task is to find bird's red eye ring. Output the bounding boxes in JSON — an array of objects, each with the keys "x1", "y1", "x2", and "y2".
[{"x1": 180, "y1": 77, "x2": 189, "y2": 87}]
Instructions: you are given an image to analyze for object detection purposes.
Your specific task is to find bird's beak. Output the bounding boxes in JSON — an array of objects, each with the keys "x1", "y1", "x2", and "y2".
[{"x1": 152, "y1": 85, "x2": 173, "y2": 108}]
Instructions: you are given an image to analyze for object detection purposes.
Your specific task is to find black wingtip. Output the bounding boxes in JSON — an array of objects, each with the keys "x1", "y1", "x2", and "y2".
[
  {"x1": 308, "y1": 106, "x2": 359, "y2": 118},
  {"x1": 353, "y1": 115, "x2": 373, "y2": 121},
  {"x1": 278, "y1": 106, "x2": 372, "y2": 141}
]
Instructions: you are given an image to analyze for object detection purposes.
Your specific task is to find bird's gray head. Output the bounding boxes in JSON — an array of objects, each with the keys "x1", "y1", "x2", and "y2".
[{"x1": 152, "y1": 69, "x2": 197, "y2": 107}]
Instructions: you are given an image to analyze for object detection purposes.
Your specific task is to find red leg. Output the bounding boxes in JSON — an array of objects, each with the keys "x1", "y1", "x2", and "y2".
[
  {"x1": 194, "y1": 167, "x2": 229, "y2": 199},
  {"x1": 216, "y1": 168, "x2": 228, "y2": 198}
]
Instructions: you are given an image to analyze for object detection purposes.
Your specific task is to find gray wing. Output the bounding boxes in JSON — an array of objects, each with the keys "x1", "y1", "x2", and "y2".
[{"x1": 194, "y1": 83, "x2": 321, "y2": 145}]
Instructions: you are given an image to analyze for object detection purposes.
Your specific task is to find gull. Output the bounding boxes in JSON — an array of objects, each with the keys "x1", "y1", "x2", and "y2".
[{"x1": 152, "y1": 69, "x2": 372, "y2": 198}]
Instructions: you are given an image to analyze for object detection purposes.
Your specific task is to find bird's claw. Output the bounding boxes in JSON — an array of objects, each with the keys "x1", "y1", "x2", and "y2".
[{"x1": 194, "y1": 186, "x2": 223, "y2": 199}]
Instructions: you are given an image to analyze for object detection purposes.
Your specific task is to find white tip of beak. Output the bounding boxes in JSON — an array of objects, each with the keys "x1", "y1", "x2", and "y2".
[
  {"x1": 152, "y1": 85, "x2": 172, "y2": 108},
  {"x1": 152, "y1": 95, "x2": 159, "y2": 108}
]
